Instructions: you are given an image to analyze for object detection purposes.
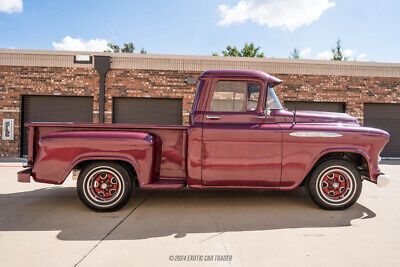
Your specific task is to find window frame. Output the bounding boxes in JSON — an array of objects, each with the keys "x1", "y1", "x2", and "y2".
[
  {"x1": 264, "y1": 86, "x2": 283, "y2": 111},
  {"x1": 206, "y1": 78, "x2": 264, "y2": 113}
]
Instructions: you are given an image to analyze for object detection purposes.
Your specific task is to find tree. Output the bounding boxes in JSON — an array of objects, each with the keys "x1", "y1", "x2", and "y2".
[
  {"x1": 222, "y1": 45, "x2": 241, "y2": 57},
  {"x1": 121, "y1": 43, "x2": 135, "y2": 53},
  {"x1": 106, "y1": 43, "x2": 121, "y2": 53},
  {"x1": 105, "y1": 42, "x2": 147, "y2": 54},
  {"x1": 240, "y1": 43, "x2": 265, "y2": 57},
  {"x1": 212, "y1": 42, "x2": 265, "y2": 58},
  {"x1": 289, "y1": 48, "x2": 300, "y2": 59},
  {"x1": 331, "y1": 38, "x2": 349, "y2": 61}
]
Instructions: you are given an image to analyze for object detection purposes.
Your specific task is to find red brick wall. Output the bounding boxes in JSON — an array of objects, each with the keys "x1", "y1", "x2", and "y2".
[
  {"x1": 0, "y1": 66, "x2": 98, "y2": 157},
  {"x1": 0, "y1": 65, "x2": 399, "y2": 157},
  {"x1": 272, "y1": 74, "x2": 400, "y2": 124},
  {"x1": 106, "y1": 69, "x2": 199, "y2": 124}
]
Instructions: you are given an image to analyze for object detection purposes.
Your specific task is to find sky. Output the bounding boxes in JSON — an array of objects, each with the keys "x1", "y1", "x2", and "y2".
[{"x1": 1, "y1": 0, "x2": 400, "y2": 63}]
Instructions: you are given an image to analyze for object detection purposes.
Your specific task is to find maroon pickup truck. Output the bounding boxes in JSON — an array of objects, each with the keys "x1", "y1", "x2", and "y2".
[{"x1": 18, "y1": 69, "x2": 390, "y2": 212}]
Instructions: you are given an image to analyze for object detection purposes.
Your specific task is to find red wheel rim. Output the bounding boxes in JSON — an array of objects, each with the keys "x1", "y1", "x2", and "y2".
[
  {"x1": 320, "y1": 170, "x2": 351, "y2": 200},
  {"x1": 90, "y1": 172, "x2": 120, "y2": 201}
]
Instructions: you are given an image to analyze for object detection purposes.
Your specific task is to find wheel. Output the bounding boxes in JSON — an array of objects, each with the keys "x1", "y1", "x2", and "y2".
[
  {"x1": 77, "y1": 161, "x2": 134, "y2": 212},
  {"x1": 305, "y1": 159, "x2": 362, "y2": 210}
]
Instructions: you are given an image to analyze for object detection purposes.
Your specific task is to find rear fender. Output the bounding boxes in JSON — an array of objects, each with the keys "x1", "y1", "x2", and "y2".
[{"x1": 31, "y1": 131, "x2": 160, "y2": 185}]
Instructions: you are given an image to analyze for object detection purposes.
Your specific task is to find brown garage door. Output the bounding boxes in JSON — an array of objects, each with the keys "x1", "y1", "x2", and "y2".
[
  {"x1": 284, "y1": 101, "x2": 345, "y2": 113},
  {"x1": 364, "y1": 103, "x2": 400, "y2": 157},
  {"x1": 21, "y1": 95, "x2": 93, "y2": 156},
  {"x1": 113, "y1": 97, "x2": 182, "y2": 125}
]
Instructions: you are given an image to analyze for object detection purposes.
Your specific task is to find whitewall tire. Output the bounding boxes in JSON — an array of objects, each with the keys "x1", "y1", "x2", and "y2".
[
  {"x1": 77, "y1": 161, "x2": 134, "y2": 212},
  {"x1": 306, "y1": 159, "x2": 362, "y2": 210}
]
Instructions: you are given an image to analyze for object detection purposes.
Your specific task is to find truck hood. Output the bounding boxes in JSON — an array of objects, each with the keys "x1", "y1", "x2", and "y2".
[{"x1": 287, "y1": 110, "x2": 360, "y2": 126}]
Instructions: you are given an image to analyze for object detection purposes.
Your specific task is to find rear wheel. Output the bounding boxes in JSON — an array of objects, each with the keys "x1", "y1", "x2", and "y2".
[
  {"x1": 306, "y1": 159, "x2": 362, "y2": 210},
  {"x1": 77, "y1": 161, "x2": 134, "y2": 212}
]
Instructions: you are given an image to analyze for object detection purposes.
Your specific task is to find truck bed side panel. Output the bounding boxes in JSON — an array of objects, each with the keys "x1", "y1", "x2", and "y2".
[
  {"x1": 32, "y1": 131, "x2": 157, "y2": 185},
  {"x1": 28, "y1": 123, "x2": 187, "y2": 184}
]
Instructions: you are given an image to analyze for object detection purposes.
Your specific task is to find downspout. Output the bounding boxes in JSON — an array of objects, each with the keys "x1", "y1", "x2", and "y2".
[{"x1": 94, "y1": 56, "x2": 111, "y2": 123}]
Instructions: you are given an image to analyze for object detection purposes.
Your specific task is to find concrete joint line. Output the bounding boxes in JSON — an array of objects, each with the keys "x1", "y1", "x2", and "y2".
[
  {"x1": 74, "y1": 190, "x2": 155, "y2": 266},
  {"x1": 213, "y1": 218, "x2": 231, "y2": 266}
]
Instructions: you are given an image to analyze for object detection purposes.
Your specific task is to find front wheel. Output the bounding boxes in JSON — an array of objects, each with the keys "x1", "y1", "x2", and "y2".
[
  {"x1": 306, "y1": 159, "x2": 362, "y2": 210},
  {"x1": 77, "y1": 161, "x2": 134, "y2": 212}
]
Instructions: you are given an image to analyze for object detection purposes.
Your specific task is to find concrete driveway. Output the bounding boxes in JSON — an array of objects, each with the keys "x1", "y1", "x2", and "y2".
[{"x1": 0, "y1": 161, "x2": 399, "y2": 267}]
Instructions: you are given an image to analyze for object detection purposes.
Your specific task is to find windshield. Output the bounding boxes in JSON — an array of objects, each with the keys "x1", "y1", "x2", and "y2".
[{"x1": 266, "y1": 87, "x2": 283, "y2": 110}]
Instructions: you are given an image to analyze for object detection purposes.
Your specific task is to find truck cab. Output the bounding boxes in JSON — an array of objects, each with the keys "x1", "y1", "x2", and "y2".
[{"x1": 189, "y1": 70, "x2": 283, "y2": 188}]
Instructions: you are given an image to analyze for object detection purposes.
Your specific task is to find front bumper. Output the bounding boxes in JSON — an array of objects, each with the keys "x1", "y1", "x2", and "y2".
[
  {"x1": 377, "y1": 173, "x2": 390, "y2": 187},
  {"x1": 17, "y1": 168, "x2": 32, "y2": 183}
]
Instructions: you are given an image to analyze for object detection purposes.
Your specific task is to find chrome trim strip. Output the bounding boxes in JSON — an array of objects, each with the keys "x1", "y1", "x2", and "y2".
[
  {"x1": 289, "y1": 132, "x2": 343, "y2": 138},
  {"x1": 205, "y1": 115, "x2": 221, "y2": 120}
]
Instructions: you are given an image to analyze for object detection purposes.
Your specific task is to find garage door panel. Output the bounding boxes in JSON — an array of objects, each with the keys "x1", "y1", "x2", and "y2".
[
  {"x1": 113, "y1": 98, "x2": 182, "y2": 125},
  {"x1": 284, "y1": 101, "x2": 345, "y2": 113},
  {"x1": 364, "y1": 103, "x2": 400, "y2": 157},
  {"x1": 21, "y1": 95, "x2": 93, "y2": 155}
]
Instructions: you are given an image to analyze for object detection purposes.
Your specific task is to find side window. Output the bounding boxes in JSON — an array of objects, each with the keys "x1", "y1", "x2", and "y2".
[
  {"x1": 210, "y1": 81, "x2": 260, "y2": 112},
  {"x1": 265, "y1": 87, "x2": 283, "y2": 110},
  {"x1": 247, "y1": 83, "x2": 260, "y2": 111}
]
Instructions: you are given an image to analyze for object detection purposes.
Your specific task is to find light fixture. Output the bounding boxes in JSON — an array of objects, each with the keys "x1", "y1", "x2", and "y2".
[{"x1": 74, "y1": 55, "x2": 92, "y2": 64}]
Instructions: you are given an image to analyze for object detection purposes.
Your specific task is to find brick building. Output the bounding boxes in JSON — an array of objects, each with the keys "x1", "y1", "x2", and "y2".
[{"x1": 0, "y1": 49, "x2": 399, "y2": 157}]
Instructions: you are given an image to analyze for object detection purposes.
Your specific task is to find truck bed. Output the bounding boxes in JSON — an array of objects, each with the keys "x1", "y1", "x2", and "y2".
[{"x1": 25, "y1": 122, "x2": 188, "y2": 184}]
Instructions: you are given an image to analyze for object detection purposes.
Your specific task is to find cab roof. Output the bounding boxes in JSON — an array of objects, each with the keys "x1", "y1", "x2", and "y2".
[{"x1": 200, "y1": 69, "x2": 282, "y2": 86}]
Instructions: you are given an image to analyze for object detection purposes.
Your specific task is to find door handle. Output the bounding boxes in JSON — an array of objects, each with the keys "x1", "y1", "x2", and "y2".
[{"x1": 205, "y1": 115, "x2": 221, "y2": 120}]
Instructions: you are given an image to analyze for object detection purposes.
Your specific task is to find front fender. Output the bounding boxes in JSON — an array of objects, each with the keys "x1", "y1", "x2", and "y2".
[
  {"x1": 280, "y1": 124, "x2": 388, "y2": 190},
  {"x1": 280, "y1": 147, "x2": 376, "y2": 190},
  {"x1": 32, "y1": 131, "x2": 160, "y2": 185}
]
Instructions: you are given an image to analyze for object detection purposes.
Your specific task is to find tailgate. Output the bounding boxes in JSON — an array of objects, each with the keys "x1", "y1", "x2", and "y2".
[{"x1": 26, "y1": 125, "x2": 36, "y2": 166}]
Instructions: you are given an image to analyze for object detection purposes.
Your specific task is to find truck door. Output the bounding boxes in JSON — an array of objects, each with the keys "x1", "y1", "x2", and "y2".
[{"x1": 201, "y1": 79, "x2": 282, "y2": 187}]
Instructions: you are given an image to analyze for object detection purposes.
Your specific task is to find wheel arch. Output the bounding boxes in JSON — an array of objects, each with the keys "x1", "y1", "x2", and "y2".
[
  {"x1": 65, "y1": 156, "x2": 140, "y2": 184},
  {"x1": 301, "y1": 148, "x2": 371, "y2": 186}
]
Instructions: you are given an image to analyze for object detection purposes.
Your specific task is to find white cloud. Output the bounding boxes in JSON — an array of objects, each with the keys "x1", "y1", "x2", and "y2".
[
  {"x1": 0, "y1": 0, "x2": 23, "y2": 14},
  {"x1": 52, "y1": 36, "x2": 109, "y2": 52},
  {"x1": 317, "y1": 50, "x2": 332, "y2": 60},
  {"x1": 356, "y1": 53, "x2": 367, "y2": 60},
  {"x1": 343, "y1": 49, "x2": 354, "y2": 57},
  {"x1": 316, "y1": 49, "x2": 367, "y2": 61},
  {"x1": 217, "y1": 0, "x2": 335, "y2": 30},
  {"x1": 299, "y1": 47, "x2": 312, "y2": 57}
]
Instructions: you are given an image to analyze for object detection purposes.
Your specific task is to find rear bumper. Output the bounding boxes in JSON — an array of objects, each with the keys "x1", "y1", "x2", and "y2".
[{"x1": 17, "y1": 168, "x2": 32, "y2": 183}]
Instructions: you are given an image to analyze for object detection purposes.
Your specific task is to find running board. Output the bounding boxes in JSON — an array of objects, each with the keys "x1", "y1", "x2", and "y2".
[{"x1": 140, "y1": 179, "x2": 186, "y2": 189}]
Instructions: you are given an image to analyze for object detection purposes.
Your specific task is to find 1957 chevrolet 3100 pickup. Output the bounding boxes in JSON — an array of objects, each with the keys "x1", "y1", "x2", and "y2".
[{"x1": 18, "y1": 69, "x2": 390, "y2": 212}]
